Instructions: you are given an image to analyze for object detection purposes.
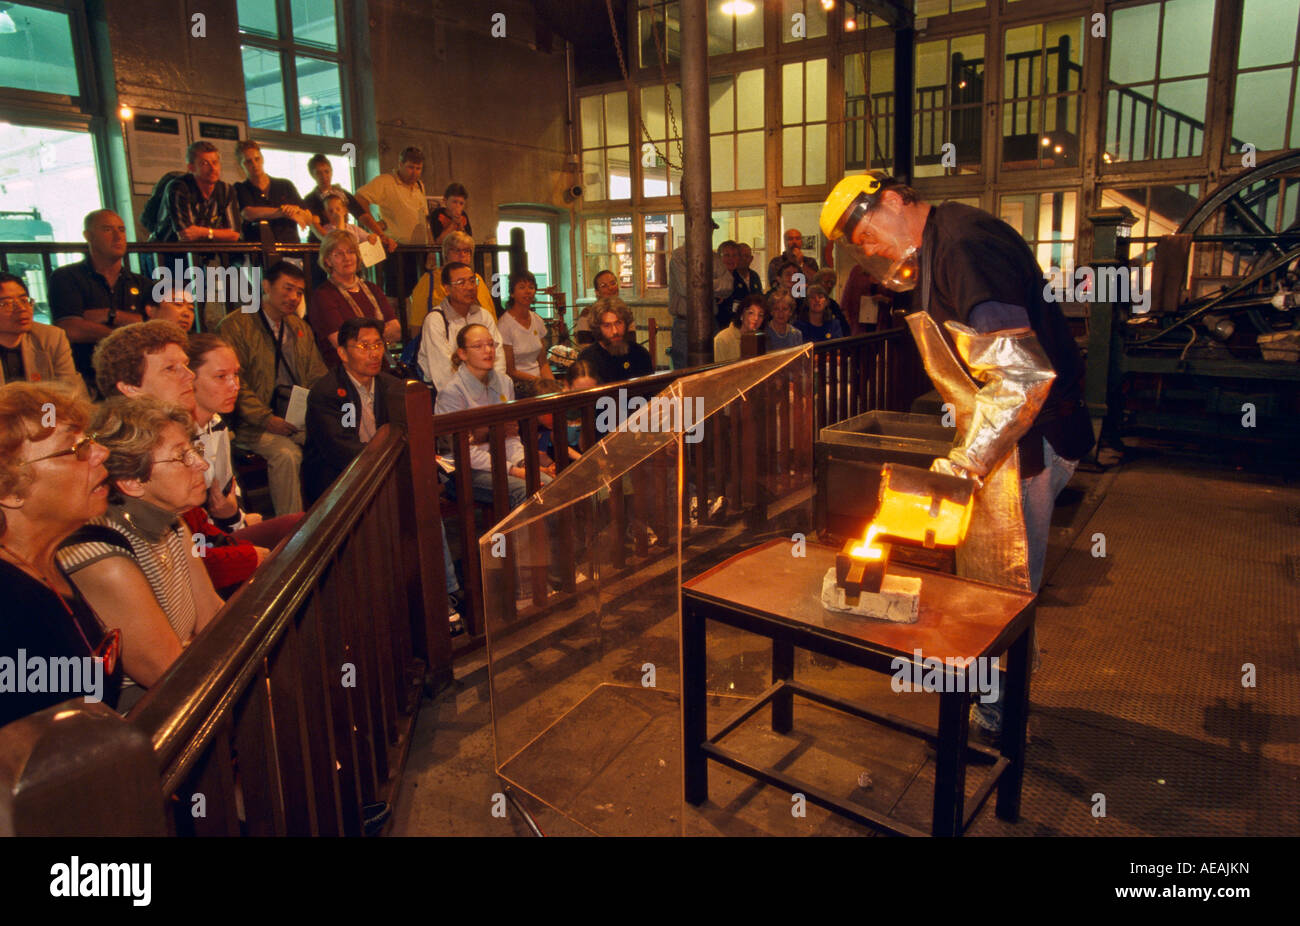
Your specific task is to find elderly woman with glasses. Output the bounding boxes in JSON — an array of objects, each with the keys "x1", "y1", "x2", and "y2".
[
  {"x1": 407, "y1": 230, "x2": 498, "y2": 335},
  {"x1": 0, "y1": 382, "x2": 123, "y2": 725},
  {"x1": 58, "y1": 395, "x2": 224, "y2": 693},
  {"x1": 306, "y1": 229, "x2": 401, "y2": 367}
]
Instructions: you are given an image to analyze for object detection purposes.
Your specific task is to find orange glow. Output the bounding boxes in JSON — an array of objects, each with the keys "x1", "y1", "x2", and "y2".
[
  {"x1": 850, "y1": 480, "x2": 974, "y2": 559},
  {"x1": 849, "y1": 523, "x2": 886, "y2": 560}
]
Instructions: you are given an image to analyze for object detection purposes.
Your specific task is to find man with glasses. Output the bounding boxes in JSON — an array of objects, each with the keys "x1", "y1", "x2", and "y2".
[
  {"x1": 303, "y1": 317, "x2": 400, "y2": 503},
  {"x1": 0, "y1": 273, "x2": 83, "y2": 395},
  {"x1": 417, "y1": 260, "x2": 506, "y2": 390},
  {"x1": 407, "y1": 230, "x2": 498, "y2": 335},
  {"x1": 48, "y1": 210, "x2": 153, "y2": 393},
  {"x1": 766, "y1": 227, "x2": 820, "y2": 289}
]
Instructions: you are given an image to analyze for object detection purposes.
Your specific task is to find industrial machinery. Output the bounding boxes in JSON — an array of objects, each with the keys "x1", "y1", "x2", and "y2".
[{"x1": 1087, "y1": 152, "x2": 1300, "y2": 453}]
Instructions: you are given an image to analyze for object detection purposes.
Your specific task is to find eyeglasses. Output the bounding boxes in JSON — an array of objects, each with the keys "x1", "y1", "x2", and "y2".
[
  {"x1": 0, "y1": 296, "x2": 35, "y2": 312},
  {"x1": 24, "y1": 434, "x2": 100, "y2": 465},
  {"x1": 152, "y1": 443, "x2": 206, "y2": 469},
  {"x1": 352, "y1": 340, "x2": 386, "y2": 353},
  {"x1": 449, "y1": 277, "x2": 477, "y2": 288}
]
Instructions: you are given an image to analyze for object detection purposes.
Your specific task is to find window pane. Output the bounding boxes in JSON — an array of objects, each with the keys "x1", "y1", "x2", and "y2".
[
  {"x1": 1109, "y1": 3, "x2": 1158, "y2": 84},
  {"x1": 609, "y1": 146, "x2": 632, "y2": 199},
  {"x1": 583, "y1": 217, "x2": 617, "y2": 294},
  {"x1": 238, "y1": 0, "x2": 279, "y2": 37},
  {"x1": 642, "y1": 86, "x2": 667, "y2": 141},
  {"x1": 1234, "y1": 70, "x2": 1291, "y2": 150},
  {"x1": 643, "y1": 214, "x2": 682, "y2": 288},
  {"x1": 783, "y1": 62, "x2": 803, "y2": 123},
  {"x1": 737, "y1": 130, "x2": 763, "y2": 189},
  {"x1": 1160, "y1": 0, "x2": 1213, "y2": 78},
  {"x1": 292, "y1": 0, "x2": 338, "y2": 49},
  {"x1": 711, "y1": 134, "x2": 734, "y2": 192},
  {"x1": 782, "y1": 127, "x2": 803, "y2": 186},
  {"x1": 805, "y1": 123, "x2": 826, "y2": 185},
  {"x1": 1154, "y1": 77, "x2": 1206, "y2": 157},
  {"x1": 1238, "y1": 0, "x2": 1300, "y2": 67},
  {"x1": 1004, "y1": 25, "x2": 1041, "y2": 98},
  {"x1": 806, "y1": 58, "x2": 827, "y2": 123},
  {"x1": 736, "y1": 1, "x2": 763, "y2": 50},
  {"x1": 782, "y1": 0, "x2": 826, "y2": 43},
  {"x1": 710, "y1": 77, "x2": 735, "y2": 133},
  {"x1": 581, "y1": 96, "x2": 604, "y2": 149},
  {"x1": 605, "y1": 91, "x2": 629, "y2": 146},
  {"x1": 0, "y1": 4, "x2": 78, "y2": 96},
  {"x1": 1107, "y1": 83, "x2": 1153, "y2": 161},
  {"x1": 737, "y1": 69, "x2": 763, "y2": 130},
  {"x1": 582, "y1": 151, "x2": 605, "y2": 202},
  {"x1": 296, "y1": 56, "x2": 344, "y2": 137},
  {"x1": 707, "y1": 0, "x2": 732, "y2": 54},
  {"x1": 242, "y1": 46, "x2": 287, "y2": 131},
  {"x1": 639, "y1": 2, "x2": 681, "y2": 68},
  {"x1": 1293, "y1": 87, "x2": 1300, "y2": 148}
]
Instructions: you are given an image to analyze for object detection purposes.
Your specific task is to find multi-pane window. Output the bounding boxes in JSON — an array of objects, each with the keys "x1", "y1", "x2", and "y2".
[
  {"x1": 1099, "y1": 182, "x2": 1202, "y2": 300},
  {"x1": 1106, "y1": 0, "x2": 1214, "y2": 163},
  {"x1": 844, "y1": 48, "x2": 895, "y2": 173},
  {"x1": 999, "y1": 191, "x2": 1078, "y2": 278},
  {"x1": 238, "y1": 0, "x2": 345, "y2": 138},
  {"x1": 581, "y1": 91, "x2": 632, "y2": 202},
  {"x1": 580, "y1": 217, "x2": 625, "y2": 297},
  {"x1": 781, "y1": 0, "x2": 827, "y2": 43},
  {"x1": 1232, "y1": 0, "x2": 1300, "y2": 152},
  {"x1": 641, "y1": 84, "x2": 683, "y2": 197},
  {"x1": 711, "y1": 207, "x2": 766, "y2": 263},
  {"x1": 638, "y1": 0, "x2": 680, "y2": 68},
  {"x1": 781, "y1": 59, "x2": 827, "y2": 187},
  {"x1": 710, "y1": 70, "x2": 765, "y2": 192},
  {"x1": 1003, "y1": 19, "x2": 1084, "y2": 170},
  {"x1": 914, "y1": 34, "x2": 983, "y2": 178},
  {"x1": 707, "y1": 0, "x2": 762, "y2": 55}
]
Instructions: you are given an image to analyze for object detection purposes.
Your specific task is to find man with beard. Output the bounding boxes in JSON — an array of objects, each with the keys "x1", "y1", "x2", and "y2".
[{"x1": 576, "y1": 300, "x2": 652, "y2": 383}]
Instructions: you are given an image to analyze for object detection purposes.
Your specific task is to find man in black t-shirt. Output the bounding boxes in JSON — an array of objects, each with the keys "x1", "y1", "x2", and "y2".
[
  {"x1": 233, "y1": 140, "x2": 312, "y2": 244},
  {"x1": 822, "y1": 172, "x2": 1095, "y2": 735},
  {"x1": 577, "y1": 305, "x2": 653, "y2": 384}
]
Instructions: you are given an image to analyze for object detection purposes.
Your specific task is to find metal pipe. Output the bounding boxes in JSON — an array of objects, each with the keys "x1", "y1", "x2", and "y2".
[{"x1": 680, "y1": 0, "x2": 713, "y2": 368}]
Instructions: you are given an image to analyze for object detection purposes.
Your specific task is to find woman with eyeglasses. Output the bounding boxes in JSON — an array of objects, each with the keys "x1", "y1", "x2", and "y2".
[
  {"x1": 0, "y1": 382, "x2": 123, "y2": 726},
  {"x1": 58, "y1": 396, "x2": 223, "y2": 694}
]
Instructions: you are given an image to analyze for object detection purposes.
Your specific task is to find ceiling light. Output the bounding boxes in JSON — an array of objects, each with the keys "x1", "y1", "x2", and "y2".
[
  {"x1": 1041, "y1": 137, "x2": 1051, "y2": 147},
  {"x1": 844, "y1": 18, "x2": 857, "y2": 31},
  {"x1": 821, "y1": 0, "x2": 835, "y2": 10},
  {"x1": 720, "y1": 1, "x2": 755, "y2": 14},
  {"x1": 1053, "y1": 144, "x2": 1064, "y2": 154},
  {"x1": 118, "y1": 105, "x2": 133, "y2": 121}
]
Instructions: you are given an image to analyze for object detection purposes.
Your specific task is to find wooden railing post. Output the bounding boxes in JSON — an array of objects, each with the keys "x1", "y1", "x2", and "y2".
[{"x1": 0, "y1": 701, "x2": 167, "y2": 836}]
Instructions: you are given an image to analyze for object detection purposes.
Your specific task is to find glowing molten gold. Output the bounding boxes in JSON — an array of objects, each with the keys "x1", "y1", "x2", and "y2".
[{"x1": 849, "y1": 523, "x2": 886, "y2": 560}]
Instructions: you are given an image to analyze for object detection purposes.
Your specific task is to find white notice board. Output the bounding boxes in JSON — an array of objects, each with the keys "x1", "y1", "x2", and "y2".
[{"x1": 126, "y1": 110, "x2": 188, "y2": 194}]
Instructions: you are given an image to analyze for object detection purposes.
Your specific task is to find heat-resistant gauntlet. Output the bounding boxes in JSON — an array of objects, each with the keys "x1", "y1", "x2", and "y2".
[{"x1": 930, "y1": 322, "x2": 1056, "y2": 485}]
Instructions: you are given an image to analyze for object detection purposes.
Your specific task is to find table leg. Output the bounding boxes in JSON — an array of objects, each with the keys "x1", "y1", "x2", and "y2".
[
  {"x1": 932, "y1": 689, "x2": 969, "y2": 836},
  {"x1": 772, "y1": 637, "x2": 794, "y2": 734},
  {"x1": 996, "y1": 624, "x2": 1032, "y2": 821},
  {"x1": 683, "y1": 600, "x2": 709, "y2": 805}
]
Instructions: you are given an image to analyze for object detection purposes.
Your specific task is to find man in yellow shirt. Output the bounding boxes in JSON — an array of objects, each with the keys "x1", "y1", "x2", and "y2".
[{"x1": 406, "y1": 230, "x2": 497, "y2": 335}]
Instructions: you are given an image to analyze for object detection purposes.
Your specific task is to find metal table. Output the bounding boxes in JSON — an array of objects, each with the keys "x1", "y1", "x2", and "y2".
[{"x1": 682, "y1": 539, "x2": 1035, "y2": 836}]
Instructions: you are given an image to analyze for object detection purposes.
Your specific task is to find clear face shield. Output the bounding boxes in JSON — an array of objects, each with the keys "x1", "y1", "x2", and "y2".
[{"x1": 845, "y1": 201, "x2": 920, "y2": 292}]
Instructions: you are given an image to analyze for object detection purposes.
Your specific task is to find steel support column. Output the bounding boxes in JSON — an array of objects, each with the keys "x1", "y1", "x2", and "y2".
[{"x1": 680, "y1": 0, "x2": 714, "y2": 368}]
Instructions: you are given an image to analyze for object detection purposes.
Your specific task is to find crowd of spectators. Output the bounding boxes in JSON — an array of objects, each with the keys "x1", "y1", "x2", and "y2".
[{"x1": 1, "y1": 136, "x2": 881, "y2": 731}]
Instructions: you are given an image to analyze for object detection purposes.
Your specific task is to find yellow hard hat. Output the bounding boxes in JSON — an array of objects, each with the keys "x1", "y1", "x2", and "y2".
[{"x1": 820, "y1": 173, "x2": 892, "y2": 243}]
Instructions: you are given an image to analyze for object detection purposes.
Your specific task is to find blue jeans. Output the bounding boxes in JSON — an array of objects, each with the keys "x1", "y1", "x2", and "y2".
[{"x1": 670, "y1": 316, "x2": 688, "y2": 369}]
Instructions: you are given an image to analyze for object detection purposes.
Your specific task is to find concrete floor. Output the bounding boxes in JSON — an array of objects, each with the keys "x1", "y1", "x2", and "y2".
[{"x1": 389, "y1": 447, "x2": 1300, "y2": 837}]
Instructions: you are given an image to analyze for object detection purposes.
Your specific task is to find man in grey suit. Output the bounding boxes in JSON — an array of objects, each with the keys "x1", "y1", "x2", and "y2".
[{"x1": 0, "y1": 273, "x2": 83, "y2": 395}]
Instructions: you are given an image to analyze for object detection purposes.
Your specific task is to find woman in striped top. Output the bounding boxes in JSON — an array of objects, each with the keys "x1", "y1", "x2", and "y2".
[{"x1": 58, "y1": 396, "x2": 223, "y2": 689}]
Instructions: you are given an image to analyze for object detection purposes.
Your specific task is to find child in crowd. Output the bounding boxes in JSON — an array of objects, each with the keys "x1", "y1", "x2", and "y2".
[
  {"x1": 431, "y1": 182, "x2": 472, "y2": 244},
  {"x1": 765, "y1": 290, "x2": 803, "y2": 350},
  {"x1": 312, "y1": 190, "x2": 379, "y2": 247}
]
